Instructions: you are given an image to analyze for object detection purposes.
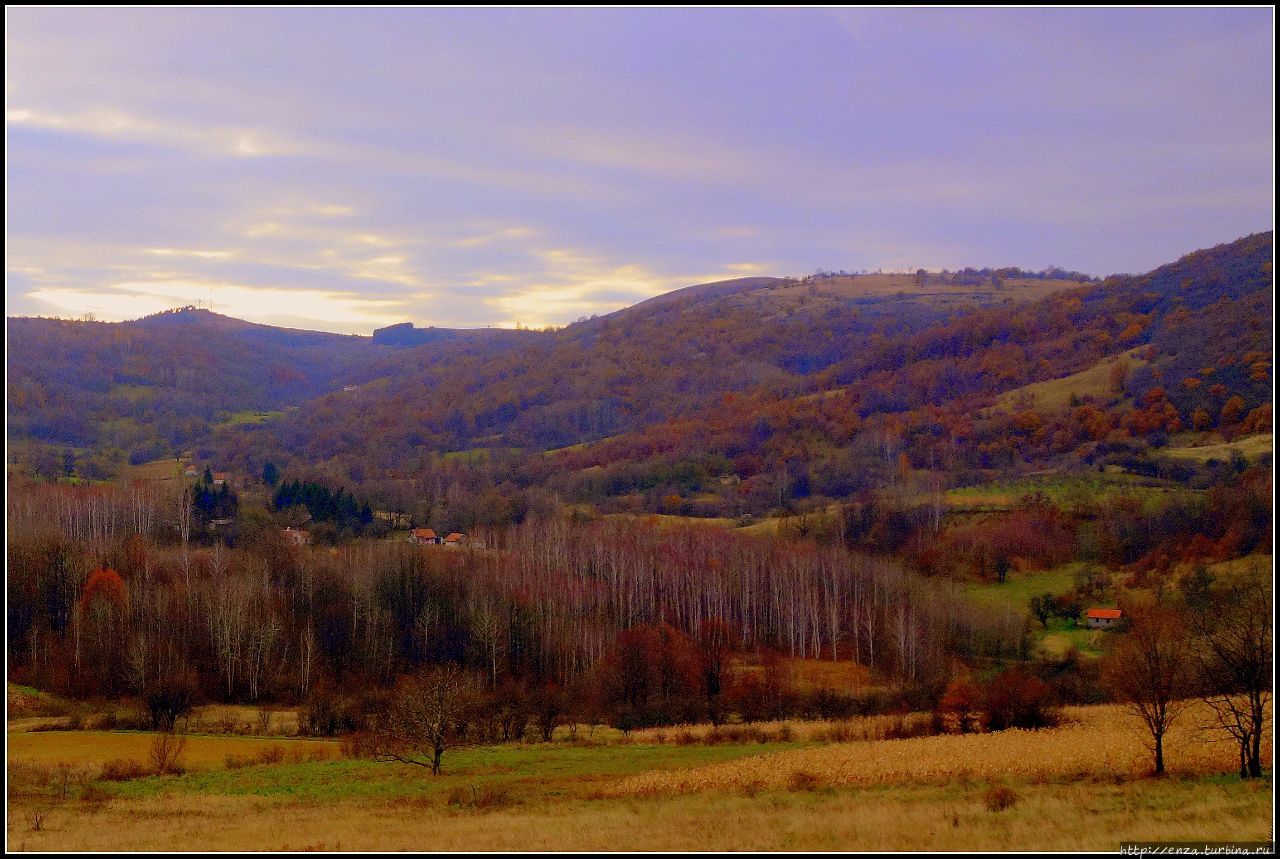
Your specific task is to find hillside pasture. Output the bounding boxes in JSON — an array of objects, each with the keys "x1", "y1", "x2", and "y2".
[
  {"x1": 1160, "y1": 432, "x2": 1272, "y2": 462},
  {"x1": 987, "y1": 347, "x2": 1146, "y2": 415}
]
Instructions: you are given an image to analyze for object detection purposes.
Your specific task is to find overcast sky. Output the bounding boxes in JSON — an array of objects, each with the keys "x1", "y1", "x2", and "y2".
[{"x1": 6, "y1": 8, "x2": 1274, "y2": 333}]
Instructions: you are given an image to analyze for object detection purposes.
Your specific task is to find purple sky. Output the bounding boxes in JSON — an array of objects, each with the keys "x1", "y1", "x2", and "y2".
[{"x1": 6, "y1": 8, "x2": 1274, "y2": 333}]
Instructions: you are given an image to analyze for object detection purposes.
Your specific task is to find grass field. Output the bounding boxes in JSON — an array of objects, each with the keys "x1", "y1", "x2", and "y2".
[
  {"x1": 988, "y1": 347, "x2": 1146, "y2": 415},
  {"x1": 1160, "y1": 433, "x2": 1272, "y2": 462},
  {"x1": 7, "y1": 701, "x2": 1270, "y2": 851},
  {"x1": 118, "y1": 457, "x2": 188, "y2": 481},
  {"x1": 962, "y1": 565, "x2": 1081, "y2": 612},
  {"x1": 217, "y1": 409, "x2": 284, "y2": 428},
  {"x1": 943, "y1": 472, "x2": 1188, "y2": 513},
  {"x1": 963, "y1": 564, "x2": 1108, "y2": 658}
]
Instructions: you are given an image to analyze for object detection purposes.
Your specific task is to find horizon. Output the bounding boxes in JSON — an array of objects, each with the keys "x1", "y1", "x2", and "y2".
[
  {"x1": 6, "y1": 7, "x2": 1274, "y2": 334},
  {"x1": 0, "y1": 232, "x2": 1267, "y2": 335}
]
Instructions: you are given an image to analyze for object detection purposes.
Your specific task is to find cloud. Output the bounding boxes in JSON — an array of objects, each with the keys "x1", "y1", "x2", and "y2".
[
  {"x1": 5, "y1": 8, "x2": 1272, "y2": 332},
  {"x1": 6, "y1": 105, "x2": 307, "y2": 158},
  {"x1": 480, "y1": 248, "x2": 773, "y2": 328},
  {"x1": 28, "y1": 280, "x2": 409, "y2": 332}
]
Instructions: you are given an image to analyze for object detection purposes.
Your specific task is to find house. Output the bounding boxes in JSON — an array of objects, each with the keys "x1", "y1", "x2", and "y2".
[
  {"x1": 212, "y1": 471, "x2": 231, "y2": 487},
  {"x1": 282, "y1": 527, "x2": 311, "y2": 546},
  {"x1": 183, "y1": 465, "x2": 199, "y2": 478},
  {"x1": 443, "y1": 532, "x2": 466, "y2": 547},
  {"x1": 1085, "y1": 608, "x2": 1123, "y2": 630},
  {"x1": 410, "y1": 528, "x2": 440, "y2": 545}
]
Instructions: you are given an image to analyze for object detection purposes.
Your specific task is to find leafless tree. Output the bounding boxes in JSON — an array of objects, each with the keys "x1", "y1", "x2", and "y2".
[
  {"x1": 368, "y1": 664, "x2": 485, "y2": 775},
  {"x1": 1104, "y1": 604, "x2": 1192, "y2": 775},
  {"x1": 1188, "y1": 567, "x2": 1272, "y2": 779}
]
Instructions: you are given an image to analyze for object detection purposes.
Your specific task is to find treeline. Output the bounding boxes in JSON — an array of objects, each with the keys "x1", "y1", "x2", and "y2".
[
  {"x1": 6, "y1": 478, "x2": 1025, "y2": 726},
  {"x1": 272, "y1": 479, "x2": 374, "y2": 534}
]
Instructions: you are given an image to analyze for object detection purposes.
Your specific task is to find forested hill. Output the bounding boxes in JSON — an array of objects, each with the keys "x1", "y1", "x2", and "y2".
[
  {"x1": 209, "y1": 269, "x2": 1093, "y2": 476},
  {"x1": 205, "y1": 232, "x2": 1271, "y2": 516},
  {"x1": 5, "y1": 306, "x2": 533, "y2": 476},
  {"x1": 7, "y1": 234, "x2": 1271, "y2": 501}
]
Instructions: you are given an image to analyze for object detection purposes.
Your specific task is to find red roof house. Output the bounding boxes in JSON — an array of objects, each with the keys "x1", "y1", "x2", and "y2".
[{"x1": 1085, "y1": 608, "x2": 1123, "y2": 630}]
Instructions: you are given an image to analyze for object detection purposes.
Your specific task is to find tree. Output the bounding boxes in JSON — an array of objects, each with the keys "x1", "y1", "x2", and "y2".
[
  {"x1": 697, "y1": 619, "x2": 739, "y2": 725},
  {"x1": 1187, "y1": 568, "x2": 1271, "y2": 779},
  {"x1": 368, "y1": 664, "x2": 484, "y2": 775},
  {"x1": 262, "y1": 461, "x2": 280, "y2": 487},
  {"x1": 1103, "y1": 604, "x2": 1192, "y2": 775},
  {"x1": 1029, "y1": 593, "x2": 1054, "y2": 629}
]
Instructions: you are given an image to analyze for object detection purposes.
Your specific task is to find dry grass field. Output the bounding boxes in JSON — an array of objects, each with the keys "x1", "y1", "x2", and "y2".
[
  {"x1": 611, "y1": 703, "x2": 1271, "y2": 797},
  {"x1": 1161, "y1": 432, "x2": 1273, "y2": 462},
  {"x1": 7, "y1": 700, "x2": 1271, "y2": 851},
  {"x1": 988, "y1": 347, "x2": 1147, "y2": 415}
]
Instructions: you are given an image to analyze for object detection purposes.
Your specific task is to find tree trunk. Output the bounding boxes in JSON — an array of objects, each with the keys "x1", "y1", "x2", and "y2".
[
  {"x1": 1247, "y1": 724, "x2": 1263, "y2": 779},
  {"x1": 1154, "y1": 734, "x2": 1165, "y2": 775}
]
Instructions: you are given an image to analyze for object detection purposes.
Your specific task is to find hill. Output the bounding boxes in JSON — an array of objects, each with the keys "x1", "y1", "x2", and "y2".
[{"x1": 5, "y1": 307, "x2": 533, "y2": 478}]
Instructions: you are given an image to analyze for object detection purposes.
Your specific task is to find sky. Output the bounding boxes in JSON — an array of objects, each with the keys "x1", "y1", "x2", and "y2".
[{"x1": 5, "y1": 7, "x2": 1274, "y2": 333}]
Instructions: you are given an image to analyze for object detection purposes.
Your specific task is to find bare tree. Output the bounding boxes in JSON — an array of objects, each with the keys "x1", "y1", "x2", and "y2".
[
  {"x1": 368, "y1": 664, "x2": 485, "y2": 775},
  {"x1": 149, "y1": 729, "x2": 188, "y2": 775},
  {"x1": 1104, "y1": 604, "x2": 1192, "y2": 775},
  {"x1": 1188, "y1": 567, "x2": 1272, "y2": 779}
]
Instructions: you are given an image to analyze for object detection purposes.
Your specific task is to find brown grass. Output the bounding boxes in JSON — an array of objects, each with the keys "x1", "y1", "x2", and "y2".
[
  {"x1": 7, "y1": 730, "x2": 337, "y2": 771},
  {"x1": 611, "y1": 703, "x2": 1271, "y2": 797},
  {"x1": 6, "y1": 779, "x2": 1270, "y2": 852}
]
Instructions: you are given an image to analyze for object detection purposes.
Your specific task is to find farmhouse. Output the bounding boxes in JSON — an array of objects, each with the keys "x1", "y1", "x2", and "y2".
[
  {"x1": 410, "y1": 528, "x2": 440, "y2": 545},
  {"x1": 212, "y1": 471, "x2": 231, "y2": 487},
  {"x1": 1085, "y1": 607, "x2": 1123, "y2": 630},
  {"x1": 282, "y1": 527, "x2": 311, "y2": 546},
  {"x1": 183, "y1": 464, "x2": 199, "y2": 478},
  {"x1": 443, "y1": 532, "x2": 466, "y2": 547}
]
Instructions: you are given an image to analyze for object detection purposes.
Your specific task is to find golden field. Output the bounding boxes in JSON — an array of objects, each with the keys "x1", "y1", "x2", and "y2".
[
  {"x1": 6, "y1": 778, "x2": 1273, "y2": 852},
  {"x1": 7, "y1": 730, "x2": 336, "y2": 770},
  {"x1": 614, "y1": 703, "x2": 1271, "y2": 796},
  {"x1": 6, "y1": 700, "x2": 1272, "y2": 852}
]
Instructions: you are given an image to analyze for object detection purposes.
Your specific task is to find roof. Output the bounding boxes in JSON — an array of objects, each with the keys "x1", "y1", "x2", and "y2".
[
  {"x1": 413, "y1": 528, "x2": 437, "y2": 538},
  {"x1": 1086, "y1": 608, "x2": 1123, "y2": 620},
  {"x1": 444, "y1": 532, "x2": 465, "y2": 541},
  {"x1": 213, "y1": 471, "x2": 231, "y2": 479}
]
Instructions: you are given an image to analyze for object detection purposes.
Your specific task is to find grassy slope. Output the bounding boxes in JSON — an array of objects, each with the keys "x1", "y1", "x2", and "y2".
[
  {"x1": 963, "y1": 564, "x2": 1105, "y2": 657},
  {"x1": 1161, "y1": 433, "x2": 1273, "y2": 461},
  {"x1": 988, "y1": 347, "x2": 1146, "y2": 414},
  {"x1": 943, "y1": 472, "x2": 1190, "y2": 513}
]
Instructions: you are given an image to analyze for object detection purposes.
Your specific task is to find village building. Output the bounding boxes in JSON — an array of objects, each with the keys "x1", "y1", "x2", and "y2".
[
  {"x1": 410, "y1": 527, "x2": 440, "y2": 545},
  {"x1": 183, "y1": 464, "x2": 199, "y2": 478},
  {"x1": 212, "y1": 471, "x2": 231, "y2": 487},
  {"x1": 282, "y1": 527, "x2": 311, "y2": 546},
  {"x1": 1085, "y1": 608, "x2": 1123, "y2": 630},
  {"x1": 443, "y1": 532, "x2": 466, "y2": 547}
]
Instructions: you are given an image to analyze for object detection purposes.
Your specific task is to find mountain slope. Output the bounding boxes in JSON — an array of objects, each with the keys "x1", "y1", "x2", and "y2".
[{"x1": 211, "y1": 270, "x2": 1092, "y2": 478}]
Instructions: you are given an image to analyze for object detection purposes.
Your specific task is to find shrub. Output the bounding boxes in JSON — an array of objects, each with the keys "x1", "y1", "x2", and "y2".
[
  {"x1": 148, "y1": 731, "x2": 187, "y2": 775},
  {"x1": 787, "y1": 770, "x2": 822, "y2": 792},
  {"x1": 983, "y1": 784, "x2": 1019, "y2": 812},
  {"x1": 99, "y1": 759, "x2": 150, "y2": 782},
  {"x1": 446, "y1": 783, "x2": 515, "y2": 811},
  {"x1": 255, "y1": 745, "x2": 286, "y2": 765},
  {"x1": 984, "y1": 668, "x2": 1059, "y2": 731}
]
